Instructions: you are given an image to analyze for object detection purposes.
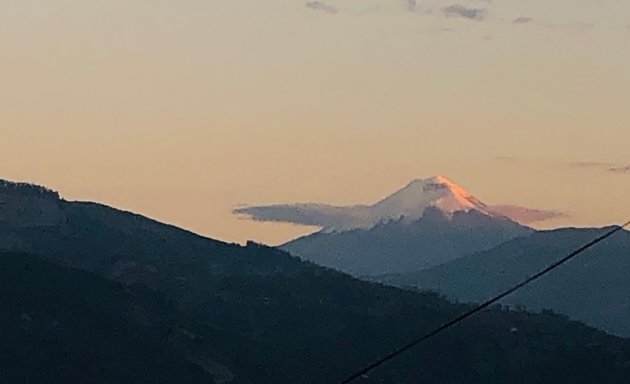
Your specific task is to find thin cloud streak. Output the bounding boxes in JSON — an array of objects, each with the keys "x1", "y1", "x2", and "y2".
[
  {"x1": 571, "y1": 161, "x2": 630, "y2": 174},
  {"x1": 497, "y1": 157, "x2": 630, "y2": 176},
  {"x1": 442, "y1": 4, "x2": 488, "y2": 21},
  {"x1": 513, "y1": 16, "x2": 534, "y2": 25},
  {"x1": 234, "y1": 203, "x2": 368, "y2": 230},
  {"x1": 487, "y1": 205, "x2": 567, "y2": 225},
  {"x1": 610, "y1": 165, "x2": 630, "y2": 174},
  {"x1": 234, "y1": 202, "x2": 565, "y2": 228},
  {"x1": 305, "y1": 1, "x2": 338, "y2": 15},
  {"x1": 406, "y1": 0, "x2": 417, "y2": 13}
]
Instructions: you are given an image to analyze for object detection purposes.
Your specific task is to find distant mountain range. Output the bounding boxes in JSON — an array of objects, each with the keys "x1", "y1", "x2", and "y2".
[
  {"x1": 267, "y1": 176, "x2": 629, "y2": 337},
  {"x1": 375, "y1": 227, "x2": 630, "y2": 337},
  {"x1": 2, "y1": 178, "x2": 630, "y2": 383}
]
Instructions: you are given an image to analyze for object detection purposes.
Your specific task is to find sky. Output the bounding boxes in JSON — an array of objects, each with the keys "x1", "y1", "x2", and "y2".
[{"x1": 2, "y1": 0, "x2": 629, "y2": 245}]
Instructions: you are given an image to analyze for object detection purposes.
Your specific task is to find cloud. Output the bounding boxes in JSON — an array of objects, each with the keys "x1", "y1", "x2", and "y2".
[
  {"x1": 497, "y1": 157, "x2": 630, "y2": 176},
  {"x1": 570, "y1": 161, "x2": 630, "y2": 174},
  {"x1": 496, "y1": 155, "x2": 519, "y2": 162},
  {"x1": 610, "y1": 165, "x2": 630, "y2": 174},
  {"x1": 486, "y1": 205, "x2": 566, "y2": 225},
  {"x1": 406, "y1": 0, "x2": 417, "y2": 12},
  {"x1": 513, "y1": 16, "x2": 533, "y2": 25},
  {"x1": 442, "y1": 4, "x2": 487, "y2": 21},
  {"x1": 571, "y1": 161, "x2": 614, "y2": 169},
  {"x1": 234, "y1": 203, "x2": 368, "y2": 230},
  {"x1": 234, "y1": 201, "x2": 565, "y2": 230},
  {"x1": 404, "y1": 1, "x2": 434, "y2": 16},
  {"x1": 305, "y1": 1, "x2": 338, "y2": 15}
]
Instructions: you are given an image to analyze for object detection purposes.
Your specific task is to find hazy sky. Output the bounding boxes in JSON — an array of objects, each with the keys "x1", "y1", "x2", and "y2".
[{"x1": 2, "y1": 1, "x2": 629, "y2": 244}]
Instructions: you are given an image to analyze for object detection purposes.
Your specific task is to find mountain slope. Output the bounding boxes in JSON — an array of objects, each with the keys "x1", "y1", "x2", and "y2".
[
  {"x1": 377, "y1": 227, "x2": 630, "y2": 337},
  {"x1": 3, "y1": 179, "x2": 630, "y2": 383},
  {"x1": 0, "y1": 252, "x2": 252, "y2": 384},
  {"x1": 263, "y1": 176, "x2": 535, "y2": 277},
  {"x1": 282, "y1": 207, "x2": 532, "y2": 276}
]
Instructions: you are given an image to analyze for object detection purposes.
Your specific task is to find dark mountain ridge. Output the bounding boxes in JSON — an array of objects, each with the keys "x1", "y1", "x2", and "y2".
[
  {"x1": 0, "y1": 251, "x2": 255, "y2": 384},
  {"x1": 2, "y1": 178, "x2": 630, "y2": 383},
  {"x1": 377, "y1": 227, "x2": 630, "y2": 337}
]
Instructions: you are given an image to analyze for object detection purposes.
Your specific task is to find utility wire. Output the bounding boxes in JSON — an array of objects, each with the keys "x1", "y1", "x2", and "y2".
[{"x1": 340, "y1": 221, "x2": 630, "y2": 384}]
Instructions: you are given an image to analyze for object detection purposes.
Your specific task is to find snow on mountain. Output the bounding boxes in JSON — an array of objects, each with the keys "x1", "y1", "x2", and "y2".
[
  {"x1": 370, "y1": 176, "x2": 489, "y2": 221},
  {"x1": 235, "y1": 175, "x2": 559, "y2": 232}
]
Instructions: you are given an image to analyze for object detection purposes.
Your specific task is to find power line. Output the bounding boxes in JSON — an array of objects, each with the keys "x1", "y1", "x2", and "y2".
[{"x1": 340, "y1": 221, "x2": 630, "y2": 384}]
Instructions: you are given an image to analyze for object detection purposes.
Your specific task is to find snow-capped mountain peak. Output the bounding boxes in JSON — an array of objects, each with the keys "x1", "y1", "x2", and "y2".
[
  {"x1": 372, "y1": 176, "x2": 488, "y2": 222},
  {"x1": 236, "y1": 176, "x2": 495, "y2": 232},
  {"x1": 234, "y1": 175, "x2": 561, "y2": 232}
]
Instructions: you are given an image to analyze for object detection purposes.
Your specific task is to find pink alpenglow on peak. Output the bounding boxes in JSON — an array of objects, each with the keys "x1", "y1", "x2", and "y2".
[
  {"x1": 371, "y1": 176, "x2": 489, "y2": 221},
  {"x1": 234, "y1": 176, "x2": 563, "y2": 232}
]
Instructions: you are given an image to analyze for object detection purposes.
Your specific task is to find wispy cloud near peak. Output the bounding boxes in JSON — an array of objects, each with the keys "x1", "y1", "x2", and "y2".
[
  {"x1": 305, "y1": 1, "x2": 338, "y2": 15},
  {"x1": 442, "y1": 4, "x2": 488, "y2": 21},
  {"x1": 513, "y1": 16, "x2": 534, "y2": 25}
]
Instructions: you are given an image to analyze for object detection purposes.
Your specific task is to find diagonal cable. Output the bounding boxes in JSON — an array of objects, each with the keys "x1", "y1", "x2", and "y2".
[{"x1": 340, "y1": 221, "x2": 630, "y2": 383}]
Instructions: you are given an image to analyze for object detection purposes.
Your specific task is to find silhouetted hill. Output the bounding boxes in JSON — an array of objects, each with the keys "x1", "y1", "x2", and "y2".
[
  {"x1": 0, "y1": 252, "x2": 255, "y2": 384},
  {"x1": 377, "y1": 227, "x2": 630, "y2": 337},
  {"x1": 282, "y1": 207, "x2": 532, "y2": 276},
  {"x1": 2, "y1": 179, "x2": 630, "y2": 383}
]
